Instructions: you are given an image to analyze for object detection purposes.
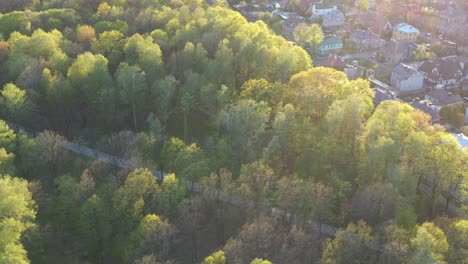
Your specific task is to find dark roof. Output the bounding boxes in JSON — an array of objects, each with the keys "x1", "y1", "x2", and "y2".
[
  {"x1": 385, "y1": 39, "x2": 412, "y2": 53},
  {"x1": 426, "y1": 89, "x2": 463, "y2": 106},
  {"x1": 418, "y1": 59, "x2": 463, "y2": 82},
  {"x1": 392, "y1": 63, "x2": 420, "y2": 79},
  {"x1": 350, "y1": 29, "x2": 380, "y2": 40},
  {"x1": 372, "y1": 88, "x2": 396, "y2": 106},
  {"x1": 354, "y1": 11, "x2": 390, "y2": 33},
  {"x1": 321, "y1": 54, "x2": 346, "y2": 71}
]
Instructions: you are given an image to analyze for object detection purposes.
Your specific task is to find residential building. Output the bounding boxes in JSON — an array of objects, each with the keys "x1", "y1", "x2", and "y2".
[
  {"x1": 354, "y1": 11, "x2": 393, "y2": 35},
  {"x1": 316, "y1": 35, "x2": 343, "y2": 55},
  {"x1": 344, "y1": 60, "x2": 366, "y2": 80},
  {"x1": 393, "y1": 23, "x2": 420, "y2": 42},
  {"x1": 391, "y1": 63, "x2": 424, "y2": 94},
  {"x1": 418, "y1": 59, "x2": 464, "y2": 87},
  {"x1": 380, "y1": 39, "x2": 416, "y2": 64},
  {"x1": 425, "y1": 89, "x2": 463, "y2": 112},
  {"x1": 348, "y1": 29, "x2": 385, "y2": 51},
  {"x1": 438, "y1": 6, "x2": 466, "y2": 24},
  {"x1": 320, "y1": 54, "x2": 346, "y2": 71},
  {"x1": 322, "y1": 9, "x2": 345, "y2": 29},
  {"x1": 312, "y1": 3, "x2": 337, "y2": 16}
]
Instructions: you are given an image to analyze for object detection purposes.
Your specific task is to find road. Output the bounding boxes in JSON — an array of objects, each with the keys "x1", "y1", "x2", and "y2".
[{"x1": 5, "y1": 120, "x2": 465, "y2": 244}]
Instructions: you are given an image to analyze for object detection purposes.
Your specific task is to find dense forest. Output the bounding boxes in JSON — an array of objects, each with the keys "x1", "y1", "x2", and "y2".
[{"x1": 0, "y1": 0, "x2": 467, "y2": 263}]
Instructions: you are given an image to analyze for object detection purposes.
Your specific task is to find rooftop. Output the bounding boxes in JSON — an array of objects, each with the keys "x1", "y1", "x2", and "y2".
[
  {"x1": 393, "y1": 63, "x2": 420, "y2": 79},
  {"x1": 426, "y1": 89, "x2": 463, "y2": 106},
  {"x1": 314, "y1": 3, "x2": 336, "y2": 10},
  {"x1": 394, "y1": 23, "x2": 419, "y2": 34}
]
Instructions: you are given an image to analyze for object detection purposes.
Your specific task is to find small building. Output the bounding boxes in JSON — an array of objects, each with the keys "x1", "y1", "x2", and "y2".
[
  {"x1": 316, "y1": 35, "x2": 343, "y2": 55},
  {"x1": 348, "y1": 29, "x2": 385, "y2": 51},
  {"x1": 312, "y1": 3, "x2": 337, "y2": 16},
  {"x1": 391, "y1": 63, "x2": 424, "y2": 94},
  {"x1": 393, "y1": 23, "x2": 420, "y2": 42},
  {"x1": 425, "y1": 89, "x2": 463, "y2": 112},
  {"x1": 322, "y1": 9, "x2": 345, "y2": 29}
]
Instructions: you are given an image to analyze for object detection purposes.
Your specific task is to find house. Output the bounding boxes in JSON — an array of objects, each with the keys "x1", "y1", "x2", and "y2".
[
  {"x1": 348, "y1": 29, "x2": 385, "y2": 51},
  {"x1": 316, "y1": 35, "x2": 343, "y2": 55},
  {"x1": 344, "y1": 60, "x2": 366, "y2": 80},
  {"x1": 312, "y1": 3, "x2": 337, "y2": 15},
  {"x1": 391, "y1": 63, "x2": 424, "y2": 94},
  {"x1": 425, "y1": 89, "x2": 463, "y2": 112},
  {"x1": 444, "y1": 56, "x2": 468, "y2": 79},
  {"x1": 354, "y1": 11, "x2": 393, "y2": 35},
  {"x1": 418, "y1": 59, "x2": 464, "y2": 87},
  {"x1": 393, "y1": 23, "x2": 420, "y2": 42},
  {"x1": 322, "y1": 9, "x2": 345, "y2": 29},
  {"x1": 319, "y1": 54, "x2": 346, "y2": 71},
  {"x1": 380, "y1": 39, "x2": 415, "y2": 64},
  {"x1": 439, "y1": 21, "x2": 468, "y2": 46},
  {"x1": 438, "y1": 6, "x2": 467, "y2": 24}
]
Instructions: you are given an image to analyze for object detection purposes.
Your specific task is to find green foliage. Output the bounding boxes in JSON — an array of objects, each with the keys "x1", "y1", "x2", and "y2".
[
  {"x1": 447, "y1": 220, "x2": 468, "y2": 263},
  {"x1": 409, "y1": 222, "x2": 448, "y2": 263},
  {"x1": 0, "y1": 83, "x2": 27, "y2": 120},
  {"x1": 293, "y1": 23, "x2": 323, "y2": 50},
  {"x1": 0, "y1": 120, "x2": 16, "y2": 153},
  {"x1": 321, "y1": 221, "x2": 377, "y2": 264},
  {"x1": 201, "y1": 250, "x2": 226, "y2": 264},
  {"x1": 0, "y1": 175, "x2": 36, "y2": 264}
]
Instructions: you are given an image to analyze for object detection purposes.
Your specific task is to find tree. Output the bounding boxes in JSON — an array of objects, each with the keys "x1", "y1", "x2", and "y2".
[
  {"x1": 447, "y1": 220, "x2": 468, "y2": 264},
  {"x1": 220, "y1": 100, "x2": 270, "y2": 173},
  {"x1": 293, "y1": 23, "x2": 323, "y2": 52},
  {"x1": 67, "y1": 52, "x2": 112, "y2": 128},
  {"x1": 251, "y1": 259, "x2": 272, "y2": 264},
  {"x1": 116, "y1": 62, "x2": 148, "y2": 132},
  {"x1": 0, "y1": 175, "x2": 36, "y2": 264},
  {"x1": 76, "y1": 25, "x2": 96, "y2": 49},
  {"x1": 409, "y1": 222, "x2": 448, "y2": 264},
  {"x1": 201, "y1": 251, "x2": 226, "y2": 264},
  {"x1": 0, "y1": 120, "x2": 17, "y2": 153},
  {"x1": 131, "y1": 214, "x2": 175, "y2": 262},
  {"x1": 0, "y1": 148, "x2": 16, "y2": 175},
  {"x1": 237, "y1": 161, "x2": 276, "y2": 214},
  {"x1": 0, "y1": 83, "x2": 27, "y2": 121},
  {"x1": 321, "y1": 221, "x2": 377, "y2": 264},
  {"x1": 358, "y1": 0, "x2": 369, "y2": 11},
  {"x1": 412, "y1": 45, "x2": 434, "y2": 61}
]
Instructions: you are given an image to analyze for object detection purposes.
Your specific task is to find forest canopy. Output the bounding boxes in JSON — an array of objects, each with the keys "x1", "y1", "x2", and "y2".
[{"x1": 0, "y1": 0, "x2": 466, "y2": 264}]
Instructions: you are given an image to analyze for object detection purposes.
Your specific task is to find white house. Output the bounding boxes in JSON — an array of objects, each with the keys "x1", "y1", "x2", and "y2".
[
  {"x1": 391, "y1": 63, "x2": 424, "y2": 94},
  {"x1": 312, "y1": 3, "x2": 337, "y2": 16}
]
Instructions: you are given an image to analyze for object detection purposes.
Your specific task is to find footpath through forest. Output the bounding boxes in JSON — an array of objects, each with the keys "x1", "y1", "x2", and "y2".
[{"x1": 5, "y1": 121, "x2": 465, "y2": 240}]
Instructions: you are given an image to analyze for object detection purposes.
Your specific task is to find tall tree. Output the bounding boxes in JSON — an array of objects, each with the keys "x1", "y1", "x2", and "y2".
[{"x1": 0, "y1": 175, "x2": 36, "y2": 264}]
